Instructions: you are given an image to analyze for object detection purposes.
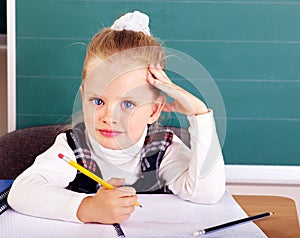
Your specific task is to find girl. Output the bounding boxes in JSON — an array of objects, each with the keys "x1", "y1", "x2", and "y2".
[{"x1": 8, "y1": 11, "x2": 225, "y2": 224}]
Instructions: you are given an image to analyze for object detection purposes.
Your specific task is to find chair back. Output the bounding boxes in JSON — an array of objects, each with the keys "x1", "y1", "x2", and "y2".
[
  {"x1": 0, "y1": 125, "x2": 65, "y2": 179},
  {"x1": 0, "y1": 125, "x2": 190, "y2": 179}
]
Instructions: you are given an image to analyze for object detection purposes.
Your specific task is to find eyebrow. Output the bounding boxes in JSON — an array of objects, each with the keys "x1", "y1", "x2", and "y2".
[{"x1": 85, "y1": 91, "x2": 147, "y2": 101}]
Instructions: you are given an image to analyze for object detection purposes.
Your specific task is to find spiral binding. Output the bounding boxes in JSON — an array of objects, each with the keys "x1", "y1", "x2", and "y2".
[{"x1": 113, "y1": 223, "x2": 126, "y2": 238}]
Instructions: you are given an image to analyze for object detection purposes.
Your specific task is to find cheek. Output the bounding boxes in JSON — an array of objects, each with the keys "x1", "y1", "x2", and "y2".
[
  {"x1": 126, "y1": 106, "x2": 152, "y2": 131},
  {"x1": 82, "y1": 110, "x2": 93, "y2": 133},
  {"x1": 82, "y1": 102, "x2": 96, "y2": 131},
  {"x1": 130, "y1": 105, "x2": 153, "y2": 123},
  {"x1": 82, "y1": 103, "x2": 93, "y2": 120}
]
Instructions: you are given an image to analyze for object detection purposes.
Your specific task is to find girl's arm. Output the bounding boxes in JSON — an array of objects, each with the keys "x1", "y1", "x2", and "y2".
[
  {"x1": 7, "y1": 133, "x2": 136, "y2": 223},
  {"x1": 7, "y1": 133, "x2": 88, "y2": 222},
  {"x1": 147, "y1": 66, "x2": 226, "y2": 203},
  {"x1": 159, "y1": 112, "x2": 226, "y2": 204}
]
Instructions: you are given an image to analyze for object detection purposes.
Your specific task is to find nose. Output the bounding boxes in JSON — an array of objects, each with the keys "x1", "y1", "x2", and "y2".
[{"x1": 97, "y1": 105, "x2": 117, "y2": 125}]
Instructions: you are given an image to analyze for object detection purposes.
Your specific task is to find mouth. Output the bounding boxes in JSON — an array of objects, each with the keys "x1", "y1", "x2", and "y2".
[{"x1": 98, "y1": 129, "x2": 122, "y2": 137}]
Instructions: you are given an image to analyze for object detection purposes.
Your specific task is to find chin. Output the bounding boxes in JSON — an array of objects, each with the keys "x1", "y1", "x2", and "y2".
[
  {"x1": 95, "y1": 133, "x2": 137, "y2": 150},
  {"x1": 97, "y1": 140, "x2": 120, "y2": 150}
]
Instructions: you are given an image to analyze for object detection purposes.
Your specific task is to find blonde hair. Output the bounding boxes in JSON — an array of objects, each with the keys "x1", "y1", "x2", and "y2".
[{"x1": 82, "y1": 28, "x2": 166, "y2": 81}]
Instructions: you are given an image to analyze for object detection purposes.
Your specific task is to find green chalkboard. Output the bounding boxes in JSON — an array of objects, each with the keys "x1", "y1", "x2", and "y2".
[
  {"x1": 0, "y1": 0, "x2": 6, "y2": 34},
  {"x1": 15, "y1": 0, "x2": 300, "y2": 166}
]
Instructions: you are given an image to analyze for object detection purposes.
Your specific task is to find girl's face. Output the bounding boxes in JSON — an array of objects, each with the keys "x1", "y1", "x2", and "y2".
[{"x1": 81, "y1": 68, "x2": 165, "y2": 150}]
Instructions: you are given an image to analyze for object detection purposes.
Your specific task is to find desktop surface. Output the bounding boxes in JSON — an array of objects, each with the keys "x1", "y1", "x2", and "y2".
[{"x1": 234, "y1": 195, "x2": 300, "y2": 238}]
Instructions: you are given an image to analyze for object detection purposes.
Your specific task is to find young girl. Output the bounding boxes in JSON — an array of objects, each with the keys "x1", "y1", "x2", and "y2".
[{"x1": 8, "y1": 11, "x2": 225, "y2": 224}]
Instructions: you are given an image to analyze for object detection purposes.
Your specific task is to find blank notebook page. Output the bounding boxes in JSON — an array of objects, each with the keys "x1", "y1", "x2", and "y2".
[
  {"x1": 122, "y1": 192, "x2": 267, "y2": 238},
  {"x1": 0, "y1": 192, "x2": 267, "y2": 238}
]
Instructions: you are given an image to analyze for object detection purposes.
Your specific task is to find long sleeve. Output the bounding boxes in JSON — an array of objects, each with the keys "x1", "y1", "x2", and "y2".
[
  {"x1": 159, "y1": 111, "x2": 226, "y2": 204},
  {"x1": 7, "y1": 134, "x2": 89, "y2": 223}
]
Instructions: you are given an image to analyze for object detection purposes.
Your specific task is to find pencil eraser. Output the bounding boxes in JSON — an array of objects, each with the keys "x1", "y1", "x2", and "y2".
[{"x1": 58, "y1": 153, "x2": 64, "y2": 159}]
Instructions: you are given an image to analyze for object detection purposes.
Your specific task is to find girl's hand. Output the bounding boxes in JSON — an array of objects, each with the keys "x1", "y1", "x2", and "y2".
[
  {"x1": 147, "y1": 65, "x2": 209, "y2": 116},
  {"x1": 77, "y1": 178, "x2": 137, "y2": 224}
]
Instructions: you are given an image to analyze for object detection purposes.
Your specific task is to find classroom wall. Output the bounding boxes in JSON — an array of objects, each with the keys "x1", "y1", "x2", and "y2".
[
  {"x1": 13, "y1": 1, "x2": 300, "y2": 166},
  {"x1": 0, "y1": 35, "x2": 7, "y2": 136},
  {"x1": 0, "y1": 0, "x2": 7, "y2": 136}
]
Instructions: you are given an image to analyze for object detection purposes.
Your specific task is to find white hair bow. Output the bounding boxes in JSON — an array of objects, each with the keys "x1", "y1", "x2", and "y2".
[{"x1": 111, "y1": 11, "x2": 151, "y2": 36}]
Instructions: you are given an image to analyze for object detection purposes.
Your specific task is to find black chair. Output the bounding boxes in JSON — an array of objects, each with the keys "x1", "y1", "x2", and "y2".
[
  {"x1": 0, "y1": 124, "x2": 65, "y2": 179},
  {"x1": 0, "y1": 124, "x2": 189, "y2": 179}
]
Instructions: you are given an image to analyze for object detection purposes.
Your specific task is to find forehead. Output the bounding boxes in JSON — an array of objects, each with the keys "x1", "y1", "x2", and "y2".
[{"x1": 84, "y1": 67, "x2": 153, "y2": 98}]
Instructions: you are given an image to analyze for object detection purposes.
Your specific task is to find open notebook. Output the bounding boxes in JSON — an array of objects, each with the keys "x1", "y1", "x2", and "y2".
[
  {"x1": 0, "y1": 180, "x2": 13, "y2": 216},
  {"x1": 0, "y1": 192, "x2": 266, "y2": 238}
]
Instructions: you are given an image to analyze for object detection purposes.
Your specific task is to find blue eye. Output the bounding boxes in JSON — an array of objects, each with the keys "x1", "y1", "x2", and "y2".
[
  {"x1": 92, "y1": 98, "x2": 104, "y2": 106},
  {"x1": 122, "y1": 101, "x2": 135, "y2": 109}
]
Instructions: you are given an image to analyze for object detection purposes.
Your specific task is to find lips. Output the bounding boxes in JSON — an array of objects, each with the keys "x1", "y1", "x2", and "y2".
[{"x1": 98, "y1": 129, "x2": 122, "y2": 137}]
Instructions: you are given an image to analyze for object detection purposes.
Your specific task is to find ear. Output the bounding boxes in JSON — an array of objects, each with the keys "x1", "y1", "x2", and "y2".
[
  {"x1": 147, "y1": 94, "x2": 166, "y2": 124},
  {"x1": 80, "y1": 84, "x2": 86, "y2": 114},
  {"x1": 80, "y1": 84, "x2": 84, "y2": 99}
]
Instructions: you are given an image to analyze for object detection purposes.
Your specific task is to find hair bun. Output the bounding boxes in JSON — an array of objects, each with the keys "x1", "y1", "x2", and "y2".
[{"x1": 111, "y1": 11, "x2": 151, "y2": 36}]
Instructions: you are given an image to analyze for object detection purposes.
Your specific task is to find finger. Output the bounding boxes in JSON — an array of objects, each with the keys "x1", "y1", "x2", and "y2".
[
  {"x1": 146, "y1": 67, "x2": 155, "y2": 85},
  {"x1": 116, "y1": 214, "x2": 132, "y2": 223},
  {"x1": 98, "y1": 186, "x2": 135, "y2": 199},
  {"x1": 148, "y1": 66, "x2": 171, "y2": 84},
  {"x1": 107, "y1": 177, "x2": 125, "y2": 187},
  {"x1": 147, "y1": 66, "x2": 188, "y2": 104},
  {"x1": 151, "y1": 80, "x2": 181, "y2": 99},
  {"x1": 148, "y1": 67, "x2": 180, "y2": 91},
  {"x1": 115, "y1": 187, "x2": 137, "y2": 198},
  {"x1": 155, "y1": 65, "x2": 172, "y2": 83},
  {"x1": 162, "y1": 103, "x2": 174, "y2": 112},
  {"x1": 120, "y1": 205, "x2": 135, "y2": 216},
  {"x1": 117, "y1": 186, "x2": 136, "y2": 195},
  {"x1": 147, "y1": 68, "x2": 170, "y2": 91},
  {"x1": 120, "y1": 195, "x2": 138, "y2": 207}
]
